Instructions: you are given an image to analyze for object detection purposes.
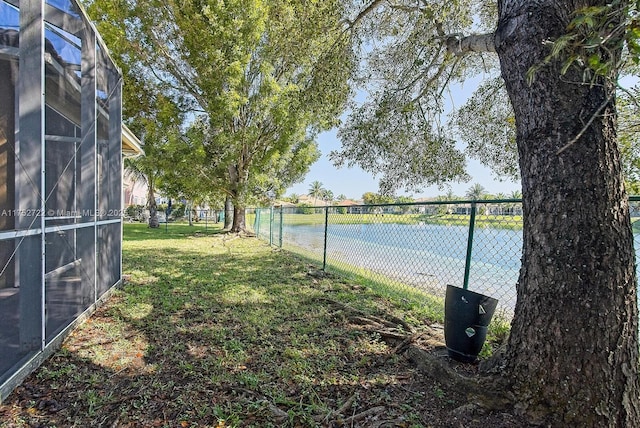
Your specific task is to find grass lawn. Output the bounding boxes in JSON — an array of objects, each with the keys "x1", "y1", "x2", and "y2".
[
  {"x1": 419, "y1": 214, "x2": 523, "y2": 230},
  {"x1": 248, "y1": 211, "x2": 523, "y2": 230},
  {"x1": 0, "y1": 223, "x2": 520, "y2": 428}
]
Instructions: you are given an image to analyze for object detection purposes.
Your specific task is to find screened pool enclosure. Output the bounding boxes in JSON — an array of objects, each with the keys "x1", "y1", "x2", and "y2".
[{"x1": 0, "y1": 0, "x2": 127, "y2": 400}]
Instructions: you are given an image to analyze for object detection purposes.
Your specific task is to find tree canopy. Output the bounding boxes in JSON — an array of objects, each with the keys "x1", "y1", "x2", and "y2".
[
  {"x1": 88, "y1": 0, "x2": 355, "y2": 231},
  {"x1": 334, "y1": 0, "x2": 640, "y2": 194},
  {"x1": 331, "y1": 1, "x2": 497, "y2": 194}
]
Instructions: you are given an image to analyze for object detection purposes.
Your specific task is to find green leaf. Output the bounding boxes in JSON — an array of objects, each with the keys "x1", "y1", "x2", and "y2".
[{"x1": 587, "y1": 54, "x2": 601, "y2": 69}]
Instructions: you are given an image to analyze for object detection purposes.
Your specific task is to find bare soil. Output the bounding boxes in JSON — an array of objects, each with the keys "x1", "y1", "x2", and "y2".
[{"x1": 0, "y1": 302, "x2": 529, "y2": 427}]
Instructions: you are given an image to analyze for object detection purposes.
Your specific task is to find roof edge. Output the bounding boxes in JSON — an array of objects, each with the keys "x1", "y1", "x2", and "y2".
[{"x1": 122, "y1": 124, "x2": 144, "y2": 157}]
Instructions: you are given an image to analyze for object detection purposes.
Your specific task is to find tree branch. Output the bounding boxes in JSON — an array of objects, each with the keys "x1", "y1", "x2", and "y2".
[
  {"x1": 446, "y1": 33, "x2": 496, "y2": 56},
  {"x1": 342, "y1": 0, "x2": 385, "y2": 30},
  {"x1": 387, "y1": 2, "x2": 426, "y2": 13}
]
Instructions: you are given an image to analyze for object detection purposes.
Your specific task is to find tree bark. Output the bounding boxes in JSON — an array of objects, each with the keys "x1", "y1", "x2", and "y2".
[
  {"x1": 446, "y1": 33, "x2": 496, "y2": 56},
  {"x1": 187, "y1": 200, "x2": 193, "y2": 226},
  {"x1": 224, "y1": 195, "x2": 233, "y2": 230},
  {"x1": 147, "y1": 177, "x2": 159, "y2": 228},
  {"x1": 227, "y1": 158, "x2": 249, "y2": 233},
  {"x1": 495, "y1": 0, "x2": 639, "y2": 425},
  {"x1": 230, "y1": 202, "x2": 246, "y2": 233}
]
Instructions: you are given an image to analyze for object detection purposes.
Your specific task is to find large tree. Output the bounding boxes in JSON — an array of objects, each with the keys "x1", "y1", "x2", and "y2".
[
  {"x1": 86, "y1": 1, "x2": 185, "y2": 228},
  {"x1": 89, "y1": 0, "x2": 354, "y2": 233},
  {"x1": 341, "y1": 0, "x2": 640, "y2": 425},
  {"x1": 176, "y1": 114, "x2": 321, "y2": 228},
  {"x1": 496, "y1": 2, "x2": 639, "y2": 424},
  {"x1": 120, "y1": 92, "x2": 183, "y2": 228}
]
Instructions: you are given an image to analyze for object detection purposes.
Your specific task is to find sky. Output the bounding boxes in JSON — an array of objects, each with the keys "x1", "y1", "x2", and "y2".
[
  {"x1": 287, "y1": 75, "x2": 522, "y2": 201},
  {"x1": 287, "y1": 68, "x2": 640, "y2": 202},
  {"x1": 286, "y1": 129, "x2": 522, "y2": 201}
]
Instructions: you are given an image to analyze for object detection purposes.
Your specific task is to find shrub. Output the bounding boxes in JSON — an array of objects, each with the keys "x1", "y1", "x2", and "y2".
[
  {"x1": 297, "y1": 203, "x2": 314, "y2": 214},
  {"x1": 125, "y1": 204, "x2": 145, "y2": 221}
]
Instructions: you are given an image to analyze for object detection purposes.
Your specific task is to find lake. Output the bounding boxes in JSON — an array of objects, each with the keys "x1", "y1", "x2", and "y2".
[{"x1": 280, "y1": 222, "x2": 640, "y2": 312}]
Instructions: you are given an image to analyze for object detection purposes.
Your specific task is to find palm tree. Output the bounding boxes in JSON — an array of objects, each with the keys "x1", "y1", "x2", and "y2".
[
  {"x1": 509, "y1": 189, "x2": 523, "y2": 216},
  {"x1": 321, "y1": 189, "x2": 334, "y2": 204},
  {"x1": 465, "y1": 183, "x2": 487, "y2": 201},
  {"x1": 308, "y1": 181, "x2": 324, "y2": 206},
  {"x1": 465, "y1": 183, "x2": 488, "y2": 215},
  {"x1": 124, "y1": 156, "x2": 160, "y2": 228},
  {"x1": 494, "y1": 193, "x2": 507, "y2": 215}
]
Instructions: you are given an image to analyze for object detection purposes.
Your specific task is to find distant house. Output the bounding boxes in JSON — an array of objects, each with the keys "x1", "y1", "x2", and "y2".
[
  {"x1": 336, "y1": 199, "x2": 363, "y2": 214},
  {"x1": 274, "y1": 201, "x2": 297, "y2": 208},
  {"x1": 410, "y1": 197, "x2": 438, "y2": 215},
  {"x1": 0, "y1": 0, "x2": 141, "y2": 402},
  {"x1": 454, "y1": 205, "x2": 472, "y2": 215},
  {"x1": 123, "y1": 172, "x2": 148, "y2": 208},
  {"x1": 121, "y1": 126, "x2": 146, "y2": 208},
  {"x1": 297, "y1": 194, "x2": 330, "y2": 206}
]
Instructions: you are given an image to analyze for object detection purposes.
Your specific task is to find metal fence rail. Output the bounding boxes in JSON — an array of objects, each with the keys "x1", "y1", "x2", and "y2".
[{"x1": 248, "y1": 197, "x2": 640, "y2": 317}]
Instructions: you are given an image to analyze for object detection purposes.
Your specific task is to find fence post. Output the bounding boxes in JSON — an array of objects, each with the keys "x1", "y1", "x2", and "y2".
[
  {"x1": 463, "y1": 202, "x2": 477, "y2": 290},
  {"x1": 255, "y1": 209, "x2": 261, "y2": 239},
  {"x1": 322, "y1": 206, "x2": 329, "y2": 271},
  {"x1": 279, "y1": 207, "x2": 283, "y2": 248},
  {"x1": 269, "y1": 207, "x2": 274, "y2": 246}
]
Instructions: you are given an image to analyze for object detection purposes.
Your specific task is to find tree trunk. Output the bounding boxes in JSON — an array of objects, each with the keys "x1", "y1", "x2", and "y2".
[
  {"x1": 230, "y1": 202, "x2": 246, "y2": 233},
  {"x1": 224, "y1": 196, "x2": 233, "y2": 230},
  {"x1": 495, "y1": 1, "x2": 639, "y2": 425},
  {"x1": 147, "y1": 177, "x2": 159, "y2": 228}
]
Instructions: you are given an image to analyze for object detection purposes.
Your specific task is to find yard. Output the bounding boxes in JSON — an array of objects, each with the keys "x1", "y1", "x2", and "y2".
[{"x1": 0, "y1": 223, "x2": 528, "y2": 427}]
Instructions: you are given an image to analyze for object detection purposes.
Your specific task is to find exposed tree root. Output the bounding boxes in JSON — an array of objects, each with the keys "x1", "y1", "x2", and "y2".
[
  {"x1": 228, "y1": 387, "x2": 288, "y2": 422},
  {"x1": 316, "y1": 297, "x2": 412, "y2": 331},
  {"x1": 374, "y1": 329, "x2": 409, "y2": 341},
  {"x1": 386, "y1": 331, "x2": 427, "y2": 358},
  {"x1": 342, "y1": 405, "x2": 386, "y2": 424},
  {"x1": 335, "y1": 393, "x2": 357, "y2": 416},
  {"x1": 221, "y1": 234, "x2": 241, "y2": 246},
  {"x1": 405, "y1": 345, "x2": 513, "y2": 411},
  {"x1": 317, "y1": 296, "x2": 516, "y2": 416},
  {"x1": 222, "y1": 230, "x2": 255, "y2": 241},
  {"x1": 370, "y1": 419, "x2": 410, "y2": 427},
  {"x1": 314, "y1": 392, "x2": 358, "y2": 424}
]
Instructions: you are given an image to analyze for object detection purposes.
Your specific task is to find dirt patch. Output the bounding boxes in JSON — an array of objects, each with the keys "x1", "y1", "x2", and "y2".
[{"x1": 0, "y1": 304, "x2": 529, "y2": 427}]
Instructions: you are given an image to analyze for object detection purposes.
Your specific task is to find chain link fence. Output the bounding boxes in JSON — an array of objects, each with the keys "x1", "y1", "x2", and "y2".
[
  {"x1": 193, "y1": 209, "x2": 224, "y2": 231},
  {"x1": 248, "y1": 198, "x2": 640, "y2": 318}
]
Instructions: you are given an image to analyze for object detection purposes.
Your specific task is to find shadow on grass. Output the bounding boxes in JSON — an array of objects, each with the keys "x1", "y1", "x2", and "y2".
[
  {"x1": 0, "y1": 229, "x2": 464, "y2": 427},
  {"x1": 0, "y1": 225, "x2": 518, "y2": 427}
]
